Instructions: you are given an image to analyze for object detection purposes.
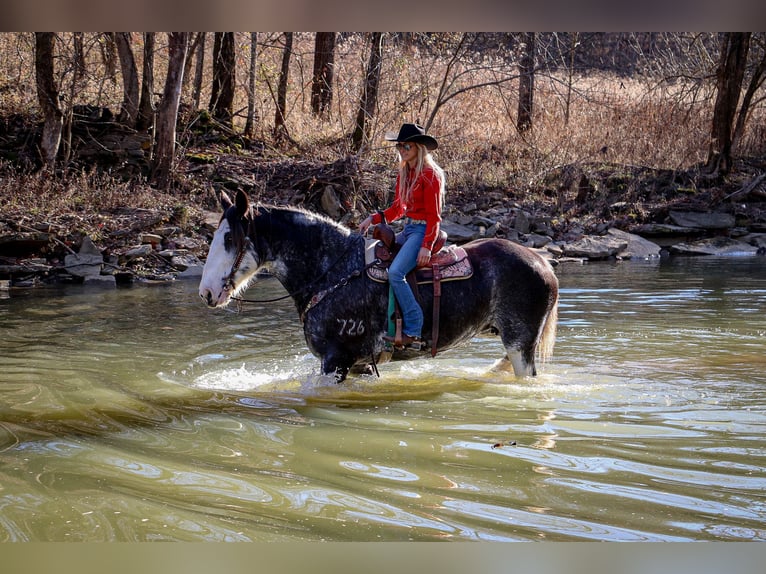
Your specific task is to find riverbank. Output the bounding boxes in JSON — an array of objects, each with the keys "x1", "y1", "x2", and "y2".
[{"x1": 1, "y1": 148, "x2": 765, "y2": 293}]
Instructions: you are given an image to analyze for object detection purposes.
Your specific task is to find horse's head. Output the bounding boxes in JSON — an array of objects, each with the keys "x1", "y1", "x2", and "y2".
[{"x1": 199, "y1": 190, "x2": 260, "y2": 308}]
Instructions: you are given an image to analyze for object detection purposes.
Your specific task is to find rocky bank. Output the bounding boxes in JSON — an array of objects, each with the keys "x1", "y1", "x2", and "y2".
[{"x1": 1, "y1": 151, "x2": 765, "y2": 294}]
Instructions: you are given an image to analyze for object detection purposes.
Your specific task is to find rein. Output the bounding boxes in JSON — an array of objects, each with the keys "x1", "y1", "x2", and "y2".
[{"x1": 224, "y1": 217, "x2": 366, "y2": 317}]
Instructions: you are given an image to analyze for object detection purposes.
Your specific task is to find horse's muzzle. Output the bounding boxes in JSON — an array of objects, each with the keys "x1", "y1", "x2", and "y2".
[{"x1": 200, "y1": 288, "x2": 224, "y2": 308}]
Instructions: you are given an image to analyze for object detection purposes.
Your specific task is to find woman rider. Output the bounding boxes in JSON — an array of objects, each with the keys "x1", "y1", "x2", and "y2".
[{"x1": 358, "y1": 123, "x2": 446, "y2": 348}]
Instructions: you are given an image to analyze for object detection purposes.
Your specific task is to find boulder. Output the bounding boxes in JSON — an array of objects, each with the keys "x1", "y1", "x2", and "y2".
[
  {"x1": 560, "y1": 235, "x2": 628, "y2": 260},
  {"x1": 64, "y1": 237, "x2": 103, "y2": 278},
  {"x1": 670, "y1": 237, "x2": 759, "y2": 256},
  {"x1": 441, "y1": 219, "x2": 479, "y2": 243},
  {"x1": 606, "y1": 228, "x2": 661, "y2": 259}
]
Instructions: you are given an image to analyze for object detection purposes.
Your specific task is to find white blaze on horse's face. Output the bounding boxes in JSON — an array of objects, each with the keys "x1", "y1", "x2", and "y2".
[{"x1": 198, "y1": 217, "x2": 256, "y2": 308}]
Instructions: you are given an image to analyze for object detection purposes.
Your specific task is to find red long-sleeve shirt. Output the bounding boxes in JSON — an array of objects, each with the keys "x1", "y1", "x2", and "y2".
[{"x1": 371, "y1": 165, "x2": 442, "y2": 250}]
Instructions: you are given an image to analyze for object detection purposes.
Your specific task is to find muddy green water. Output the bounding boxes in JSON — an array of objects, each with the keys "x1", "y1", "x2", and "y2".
[{"x1": 0, "y1": 257, "x2": 764, "y2": 541}]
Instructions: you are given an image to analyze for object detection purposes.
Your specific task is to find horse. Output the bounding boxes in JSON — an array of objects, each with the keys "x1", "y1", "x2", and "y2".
[{"x1": 198, "y1": 190, "x2": 559, "y2": 382}]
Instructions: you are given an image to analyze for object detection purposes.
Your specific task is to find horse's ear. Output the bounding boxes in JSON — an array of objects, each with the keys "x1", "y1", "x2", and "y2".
[
  {"x1": 235, "y1": 189, "x2": 250, "y2": 218},
  {"x1": 220, "y1": 191, "x2": 233, "y2": 211}
]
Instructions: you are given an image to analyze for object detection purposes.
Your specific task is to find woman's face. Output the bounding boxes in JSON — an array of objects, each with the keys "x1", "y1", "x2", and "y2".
[{"x1": 396, "y1": 142, "x2": 418, "y2": 164}]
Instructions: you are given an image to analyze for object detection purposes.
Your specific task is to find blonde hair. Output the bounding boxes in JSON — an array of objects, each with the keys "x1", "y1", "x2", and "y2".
[{"x1": 398, "y1": 143, "x2": 446, "y2": 209}]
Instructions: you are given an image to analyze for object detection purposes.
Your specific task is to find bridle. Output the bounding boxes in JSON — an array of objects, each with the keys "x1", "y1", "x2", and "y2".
[{"x1": 220, "y1": 210, "x2": 368, "y2": 315}]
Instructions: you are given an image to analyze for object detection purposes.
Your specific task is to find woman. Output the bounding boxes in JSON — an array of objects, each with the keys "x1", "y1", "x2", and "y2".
[{"x1": 358, "y1": 123, "x2": 446, "y2": 348}]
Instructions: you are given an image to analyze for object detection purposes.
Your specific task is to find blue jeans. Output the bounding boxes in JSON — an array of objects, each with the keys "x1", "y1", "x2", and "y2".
[{"x1": 389, "y1": 223, "x2": 425, "y2": 338}]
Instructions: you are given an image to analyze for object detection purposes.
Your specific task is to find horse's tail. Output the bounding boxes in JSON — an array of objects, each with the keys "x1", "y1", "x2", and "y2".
[{"x1": 536, "y1": 290, "x2": 558, "y2": 364}]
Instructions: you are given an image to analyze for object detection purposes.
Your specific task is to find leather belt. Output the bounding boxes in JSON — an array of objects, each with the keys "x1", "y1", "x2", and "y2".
[{"x1": 404, "y1": 217, "x2": 427, "y2": 225}]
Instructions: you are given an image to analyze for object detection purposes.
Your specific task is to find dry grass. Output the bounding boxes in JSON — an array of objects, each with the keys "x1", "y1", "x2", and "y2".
[{"x1": 1, "y1": 32, "x2": 765, "y2": 212}]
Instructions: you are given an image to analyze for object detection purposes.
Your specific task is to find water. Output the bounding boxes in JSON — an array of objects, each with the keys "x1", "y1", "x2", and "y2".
[{"x1": 0, "y1": 257, "x2": 764, "y2": 541}]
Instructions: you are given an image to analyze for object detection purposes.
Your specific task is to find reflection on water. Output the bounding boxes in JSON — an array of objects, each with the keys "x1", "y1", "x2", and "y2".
[{"x1": 0, "y1": 257, "x2": 765, "y2": 541}]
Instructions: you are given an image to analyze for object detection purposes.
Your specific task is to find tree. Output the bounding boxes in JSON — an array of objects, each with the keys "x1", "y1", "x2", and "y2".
[
  {"x1": 114, "y1": 32, "x2": 139, "y2": 128},
  {"x1": 705, "y1": 32, "x2": 751, "y2": 176},
  {"x1": 517, "y1": 32, "x2": 536, "y2": 132},
  {"x1": 351, "y1": 32, "x2": 383, "y2": 152},
  {"x1": 35, "y1": 32, "x2": 63, "y2": 171},
  {"x1": 209, "y1": 32, "x2": 235, "y2": 129},
  {"x1": 274, "y1": 32, "x2": 293, "y2": 143},
  {"x1": 311, "y1": 32, "x2": 336, "y2": 118},
  {"x1": 244, "y1": 33, "x2": 258, "y2": 138},
  {"x1": 192, "y1": 32, "x2": 206, "y2": 110},
  {"x1": 733, "y1": 36, "x2": 766, "y2": 149},
  {"x1": 152, "y1": 32, "x2": 190, "y2": 189},
  {"x1": 136, "y1": 32, "x2": 155, "y2": 132}
]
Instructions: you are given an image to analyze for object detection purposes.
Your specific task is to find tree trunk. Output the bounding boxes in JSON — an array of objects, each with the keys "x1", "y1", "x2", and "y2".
[
  {"x1": 209, "y1": 32, "x2": 235, "y2": 129},
  {"x1": 705, "y1": 32, "x2": 751, "y2": 176},
  {"x1": 244, "y1": 33, "x2": 258, "y2": 138},
  {"x1": 351, "y1": 32, "x2": 383, "y2": 153},
  {"x1": 274, "y1": 32, "x2": 293, "y2": 143},
  {"x1": 152, "y1": 32, "x2": 189, "y2": 190},
  {"x1": 114, "y1": 33, "x2": 139, "y2": 128},
  {"x1": 311, "y1": 32, "x2": 336, "y2": 118},
  {"x1": 137, "y1": 32, "x2": 155, "y2": 132},
  {"x1": 732, "y1": 42, "x2": 766, "y2": 149},
  {"x1": 192, "y1": 32, "x2": 206, "y2": 110},
  {"x1": 517, "y1": 32, "x2": 535, "y2": 133},
  {"x1": 34, "y1": 32, "x2": 63, "y2": 172}
]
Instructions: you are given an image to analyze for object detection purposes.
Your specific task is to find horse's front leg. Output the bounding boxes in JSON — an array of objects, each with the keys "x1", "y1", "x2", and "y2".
[{"x1": 321, "y1": 353, "x2": 352, "y2": 383}]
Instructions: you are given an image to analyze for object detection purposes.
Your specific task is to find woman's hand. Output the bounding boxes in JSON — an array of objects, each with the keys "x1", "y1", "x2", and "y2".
[
  {"x1": 416, "y1": 247, "x2": 431, "y2": 267},
  {"x1": 358, "y1": 215, "x2": 373, "y2": 235}
]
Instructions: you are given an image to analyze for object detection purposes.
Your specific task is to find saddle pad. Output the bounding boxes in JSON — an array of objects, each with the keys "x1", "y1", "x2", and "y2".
[{"x1": 366, "y1": 244, "x2": 472, "y2": 284}]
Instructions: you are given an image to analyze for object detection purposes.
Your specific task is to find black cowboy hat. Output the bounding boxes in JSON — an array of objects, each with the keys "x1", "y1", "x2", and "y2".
[{"x1": 384, "y1": 123, "x2": 438, "y2": 150}]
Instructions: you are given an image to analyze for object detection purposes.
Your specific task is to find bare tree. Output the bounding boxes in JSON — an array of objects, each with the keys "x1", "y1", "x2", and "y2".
[
  {"x1": 351, "y1": 32, "x2": 383, "y2": 152},
  {"x1": 209, "y1": 32, "x2": 235, "y2": 129},
  {"x1": 517, "y1": 32, "x2": 536, "y2": 132},
  {"x1": 705, "y1": 32, "x2": 751, "y2": 176},
  {"x1": 192, "y1": 32, "x2": 206, "y2": 110},
  {"x1": 311, "y1": 32, "x2": 336, "y2": 118},
  {"x1": 733, "y1": 35, "x2": 766, "y2": 149},
  {"x1": 245, "y1": 33, "x2": 258, "y2": 138},
  {"x1": 136, "y1": 32, "x2": 155, "y2": 132},
  {"x1": 274, "y1": 32, "x2": 293, "y2": 143},
  {"x1": 153, "y1": 32, "x2": 190, "y2": 189},
  {"x1": 114, "y1": 32, "x2": 139, "y2": 127},
  {"x1": 35, "y1": 32, "x2": 63, "y2": 171}
]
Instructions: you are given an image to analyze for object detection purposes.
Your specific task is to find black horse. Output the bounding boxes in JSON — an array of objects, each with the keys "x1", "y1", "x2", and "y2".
[{"x1": 199, "y1": 190, "x2": 559, "y2": 382}]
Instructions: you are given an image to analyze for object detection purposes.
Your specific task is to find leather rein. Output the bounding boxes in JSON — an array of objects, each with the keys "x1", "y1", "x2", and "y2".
[{"x1": 223, "y1": 212, "x2": 367, "y2": 318}]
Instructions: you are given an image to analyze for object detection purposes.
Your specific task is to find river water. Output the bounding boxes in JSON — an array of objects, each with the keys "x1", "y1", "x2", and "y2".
[{"x1": 0, "y1": 256, "x2": 764, "y2": 542}]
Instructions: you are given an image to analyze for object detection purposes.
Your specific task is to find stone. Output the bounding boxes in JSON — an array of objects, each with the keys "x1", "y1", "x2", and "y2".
[
  {"x1": 320, "y1": 185, "x2": 342, "y2": 219},
  {"x1": 139, "y1": 233, "x2": 163, "y2": 246},
  {"x1": 669, "y1": 210, "x2": 735, "y2": 229},
  {"x1": 561, "y1": 235, "x2": 628, "y2": 259},
  {"x1": 64, "y1": 237, "x2": 103, "y2": 278},
  {"x1": 124, "y1": 244, "x2": 153, "y2": 258},
  {"x1": 83, "y1": 274, "x2": 116, "y2": 287},
  {"x1": 441, "y1": 219, "x2": 479, "y2": 243},
  {"x1": 670, "y1": 237, "x2": 759, "y2": 256},
  {"x1": 607, "y1": 228, "x2": 661, "y2": 259}
]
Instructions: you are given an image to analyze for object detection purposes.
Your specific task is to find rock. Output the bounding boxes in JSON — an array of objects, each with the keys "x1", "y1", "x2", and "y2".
[
  {"x1": 560, "y1": 235, "x2": 628, "y2": 259},
  {"x1": 669, "y1": 210, "x2": 735, "y2": 229},
  {"x1": 441, "y1": 219, "x2": 479, "y2": 243},
  {"x1": 320, "y1": 185, "x2": 342, "y2": 219},
  {"x1": 170, "y1": 253, "x2": 203, "y2": 271},
  {"x1": 124, "y1": 244, "x2": 153, "y2": 258},
  {"x1": 514, "y1": 210, "x2": 532, "y2": 234},
  {"x1": 606, "y1": 228, "x2": 661, "y2": 259},
  {"x1": 139, "y1": 233, "x2": 163, "y2": 246},
  {"x1": 83, "y1": 274, "x2": 116, "y2": 287},
  {"x1": 525, "y1": 233, "x2": 552, "y2": 248},
  {"x1": 670, "y1": 237, "x2": 760, "y2": 256},
  {"x1": 64, "y1": 237, "x2": 103, "y2": 278}
]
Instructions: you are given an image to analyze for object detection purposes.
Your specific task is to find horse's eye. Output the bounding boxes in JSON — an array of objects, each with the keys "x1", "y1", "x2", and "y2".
[{"x1": 223, "y1": 232, "x2": 232, "y2": 248}]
